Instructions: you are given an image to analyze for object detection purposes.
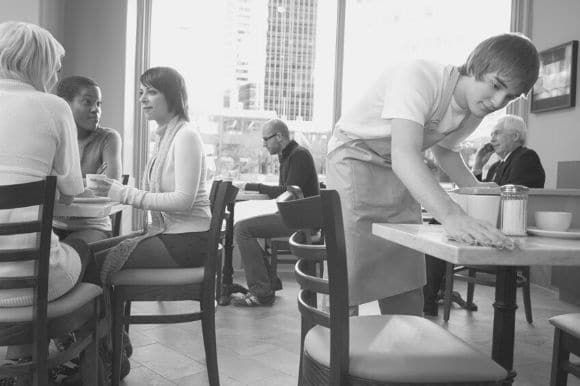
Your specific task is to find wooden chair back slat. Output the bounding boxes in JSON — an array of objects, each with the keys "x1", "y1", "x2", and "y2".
[
  {"x1": 298, "y1": 290, "x2": 330, "y2": 328},
  {"x1": 0, "y1": 180, "x2": 46, "y2": 209},
  {"x1": 0, "y1": 248, "x2": 39, "y2": 262},
  {"x1": 288, "y1": 231, "x2": 326, "y2": 261},
  {"x1": 277, "y1": 188, "x2": 323, "y2": 230},
  {"x1": 0, "y1": 222, "x2": 42, "y2": 236},
  {"x1": 295, "y1": 260, "x2": 328, "y2": 295},
  {"x1": 0, "y1": 277, "x2": 36, "y2": 290}
]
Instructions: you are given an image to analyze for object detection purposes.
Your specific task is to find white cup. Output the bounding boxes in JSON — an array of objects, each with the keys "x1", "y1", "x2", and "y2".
[
  {"x1": 467, "y1": 195, "x2": 501, "y2": 227},
  {"x1": 534, "y1": 211, "x2": 572, "y2": 231},
  {"x1": 85, "y1": 173, "x2": 107, "y2": 190}
]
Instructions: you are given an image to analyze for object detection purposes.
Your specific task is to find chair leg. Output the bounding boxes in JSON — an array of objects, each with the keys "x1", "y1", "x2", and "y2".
[
  {"x1": 550, "y1": 328, "x2": 569, "y2": 386},
  {"x1": 466, "y1": 268, "x2": 476, "y2": 306},
  {"x1": 215, "y1": 250, "x2": 223, "y2": 302},
  {"x1": 123, "y1": 301, "x2": 132, "y2": 333},
  {"x1": 112, "y1": 292, "x2": 125, "y2": 386},
  {"x1": 201, "y1": 301, "x2": 220, "y2": 386},
  {"x1": 520, "y1": 267, "x2": 533, "y2": 324},
  {"x1": 80, "y1": 332, "x2": 100, "y2": 386},
  {"x1": 271, "y1": 244, "x2": 278, "y2": 283},
  {"x1": 443, "y1": 263, "x2": 454, "y2": 322},
  {"x1": 81, "y1": 300, "x2": 101, "y2": 386}
]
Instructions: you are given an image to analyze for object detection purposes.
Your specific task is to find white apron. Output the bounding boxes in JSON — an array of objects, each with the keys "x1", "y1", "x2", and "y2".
[{"x1": 327, "y1": 67, "x2": 464, "y2": 305}]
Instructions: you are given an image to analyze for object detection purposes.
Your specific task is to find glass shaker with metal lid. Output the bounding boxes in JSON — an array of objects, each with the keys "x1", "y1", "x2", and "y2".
[{"x1": 500, "y1": 184, "x2": 529, "y2": 236}]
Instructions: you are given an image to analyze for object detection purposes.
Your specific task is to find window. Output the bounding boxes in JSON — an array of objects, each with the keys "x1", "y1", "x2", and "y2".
[
  {"x1": 341, "y1": 0, "x2": 512, "y2": 169},
  {"x1": 138, "y1": 0, "x2": 517, "y2": 183},
  {"x1": 147, "y1": 0, "x2": 337, "y2": 181}
]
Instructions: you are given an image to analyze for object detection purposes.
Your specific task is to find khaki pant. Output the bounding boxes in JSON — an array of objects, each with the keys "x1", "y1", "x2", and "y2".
[{"x1": 327, "y1": 138, "x2": 425, "y2": 308}]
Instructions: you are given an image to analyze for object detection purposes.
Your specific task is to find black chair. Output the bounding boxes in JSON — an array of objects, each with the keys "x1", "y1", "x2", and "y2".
[
  {"x1": 549, "y1": 313, "x2": 580, "y2": 385},
  {"x1": 0, "y1": 176, "x2": 106, "y2": 385},
  {"x1": 279, "y1": 189, "x2": 509, "y2": 385},
  {"x1": 109, "y1": 181, "x2": 238, "y2": 386},
  {"x1": 443, "y1": 264, "x2": 533, "y2": 323}
]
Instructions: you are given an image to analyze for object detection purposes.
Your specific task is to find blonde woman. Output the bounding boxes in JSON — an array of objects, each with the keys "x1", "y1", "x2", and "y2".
[{"x1": 0, "y1": 21, "x2": 100, "y2": 384}]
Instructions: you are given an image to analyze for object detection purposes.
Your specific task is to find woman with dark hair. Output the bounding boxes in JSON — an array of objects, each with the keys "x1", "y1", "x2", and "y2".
[
  {"x1": 89, "y1": 66, "x2": 211, "y2": 272},
  {"x1": 53, "y1": 75, "x2": 123, "y2": 243}
]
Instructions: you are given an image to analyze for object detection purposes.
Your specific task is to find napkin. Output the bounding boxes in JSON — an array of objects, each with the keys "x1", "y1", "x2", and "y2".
[{"x1": 446, "y1": 235, "x2": 520, "y2": 250}]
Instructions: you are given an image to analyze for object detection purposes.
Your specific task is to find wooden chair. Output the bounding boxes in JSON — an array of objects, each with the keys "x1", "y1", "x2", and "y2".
[
  {"x1": 280, "y1": 189, "x2": 509, "y2": 385},
  {"x1": 109, "y1": 180, "x2": 238, "y2": 386},
  {"x1": 111, "y1": 174, "x2": 130, "y2": 237},
  {"x1": 549, "y1": 313, "x2": 580, "y2": 385},
  {"x1": 0, "y1": 176, "x2": 106, "y2": 385},
  {"x1": 276, "y1": 188, "x2": 325, "y2": 385},
  {"x1": 443, "y1": 264, "x2": 533, "y2": 323}
]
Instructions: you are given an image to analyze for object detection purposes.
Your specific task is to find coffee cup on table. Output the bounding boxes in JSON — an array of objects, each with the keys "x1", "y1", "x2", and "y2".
[
  {"x1": 85, "y1": 173, "x2": 107, "y2": 190},
  {"x1": 534, "y1": 211, "x2": 572, "y2": 232},
  {"x1": 467, "y1": 195, "x2": 501, "y2": 227}
]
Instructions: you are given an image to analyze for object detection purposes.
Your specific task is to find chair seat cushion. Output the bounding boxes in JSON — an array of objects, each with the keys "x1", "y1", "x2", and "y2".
[
  {"x1": 0, "y1": 283, "x2": 102, "y2": 323},
  {"x1": 110, "y1": 267, "x2": 205, "y2": 286},
  {"x1": 549, "y1": 313, "x2": 580, "y2": 336},
  {"x1": 304, "y1": 314, "x2": 507, "y2": 383}
]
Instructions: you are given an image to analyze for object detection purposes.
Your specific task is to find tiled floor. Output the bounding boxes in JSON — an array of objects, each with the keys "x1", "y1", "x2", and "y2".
[{"x1": 122, "y1": 270, "x2": 580, "y2": 385}]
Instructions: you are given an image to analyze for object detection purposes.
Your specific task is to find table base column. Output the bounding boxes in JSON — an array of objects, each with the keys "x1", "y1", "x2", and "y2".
[{"x1": 492, "y1": 266, "x2": 518, "y2": 384}]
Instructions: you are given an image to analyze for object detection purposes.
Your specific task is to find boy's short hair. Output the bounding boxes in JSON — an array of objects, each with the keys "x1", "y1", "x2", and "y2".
[
  {"x1": 56, "y1": 76, "x2": 100, "y2": 102},
  {"x1": 459, "y1": 33, "x2": 540, "y2": 96},
  {"x1": 0, "y1": 21, "x2": 64, "y2": 92}
]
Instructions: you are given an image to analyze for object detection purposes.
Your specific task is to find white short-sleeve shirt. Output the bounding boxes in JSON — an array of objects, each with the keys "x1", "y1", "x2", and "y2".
[{"x1": 328, "y1": 60, "x2": 481, "y2": 153}]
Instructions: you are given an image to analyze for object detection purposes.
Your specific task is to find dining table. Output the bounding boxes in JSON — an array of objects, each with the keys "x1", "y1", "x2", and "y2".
[
  {"x1": 372, "y1": 222, "x2": 580, "y2": 383},
  {"x1": 218, "y1": 190, "x2": 271, "y2": 306}
]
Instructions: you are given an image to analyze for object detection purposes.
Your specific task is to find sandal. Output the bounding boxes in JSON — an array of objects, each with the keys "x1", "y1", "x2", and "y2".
[{"x1": 232, "y1": 293, "x2": 275, "y2": 307}]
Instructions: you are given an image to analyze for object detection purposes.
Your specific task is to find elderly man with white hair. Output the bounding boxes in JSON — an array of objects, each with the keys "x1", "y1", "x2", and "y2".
[{"x1": 472, "y1": 114, "x2": 545, "y2": 187}]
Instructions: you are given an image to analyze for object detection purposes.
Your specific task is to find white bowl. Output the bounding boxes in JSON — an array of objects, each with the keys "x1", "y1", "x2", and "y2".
[{"x1": 534, "y1": 211, "x2": 572, "y2": 232}]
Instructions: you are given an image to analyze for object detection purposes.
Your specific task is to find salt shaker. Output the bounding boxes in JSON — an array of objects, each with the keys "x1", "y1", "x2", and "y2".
[{"x1": 500, "y1": 184, "x2": 529, "y2": 236}]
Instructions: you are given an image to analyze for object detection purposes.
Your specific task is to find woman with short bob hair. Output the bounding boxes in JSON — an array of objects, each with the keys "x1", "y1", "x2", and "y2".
[{"x1": 89, "y1": 66, "x2": 211, "y2": 277}]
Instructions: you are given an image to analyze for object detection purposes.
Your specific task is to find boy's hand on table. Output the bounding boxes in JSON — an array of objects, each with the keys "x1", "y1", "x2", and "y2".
[{"x1": 442, "y1": 211, "x2": 510, "y2": 249}]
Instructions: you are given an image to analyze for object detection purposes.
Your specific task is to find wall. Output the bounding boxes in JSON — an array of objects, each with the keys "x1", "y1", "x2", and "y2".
[
  {"x1": 0, "y1": 0, "x2": 40, "y2": 24},
  {"x1": 528, "y1": 0, "x2": 580, "y2": 188},
  {"x1": 62, "y1": 0, "x2": 129, "y2": 136},
  {"x1": 527, "y1": 0, "x2": 580, "y2": 290},
  {"x1": 0, "y1": 0, "x2": 129, "y2": 138}
]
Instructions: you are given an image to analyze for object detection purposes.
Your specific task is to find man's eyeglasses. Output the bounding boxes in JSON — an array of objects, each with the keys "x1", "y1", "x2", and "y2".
[{"x1": 262, "y1": 133, "x2": 277, "y2": 142}]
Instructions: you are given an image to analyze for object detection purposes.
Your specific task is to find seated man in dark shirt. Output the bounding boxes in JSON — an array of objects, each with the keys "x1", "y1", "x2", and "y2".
[{"x1": 233, "y1": 118, "x2": 319, "y2": 307}]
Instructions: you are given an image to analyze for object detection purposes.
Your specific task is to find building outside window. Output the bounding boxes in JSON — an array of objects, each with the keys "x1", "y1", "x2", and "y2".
[{"x1": 145, "y1": 0, "x2": 512, "y2": 182}]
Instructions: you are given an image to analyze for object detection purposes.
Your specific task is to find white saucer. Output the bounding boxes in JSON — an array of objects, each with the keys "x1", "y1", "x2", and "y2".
[{"x1": 527, "y1": 227, "x2": 580, "y2": 239}]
